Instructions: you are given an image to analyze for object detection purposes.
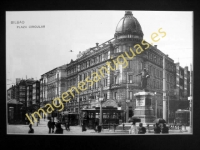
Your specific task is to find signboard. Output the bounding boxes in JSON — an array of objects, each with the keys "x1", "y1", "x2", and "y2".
[{"x1": 136, "y1": 99, "x2": 145, "y2": 106}]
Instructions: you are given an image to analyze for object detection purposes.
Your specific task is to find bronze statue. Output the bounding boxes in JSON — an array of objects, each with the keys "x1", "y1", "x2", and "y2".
[{"x1": 135, "y1": 68, "x2": 150, "y2": 90}]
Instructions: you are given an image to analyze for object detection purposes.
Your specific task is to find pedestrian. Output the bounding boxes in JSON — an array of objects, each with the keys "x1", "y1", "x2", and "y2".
[
  {"x1": 28, "y1": 124, "x2": 34, "y2": 134},
  {"x1": 94, "y1": 118, "x2": 98, "y2": 132},
  {"x1": 138, "y1": 123, "x2": 146, "y2": 134},
  {"x1": 47, "y1": 119, "x2": 52, "y2": 133},
  {"x1": 173, "y1": 119, "x2": 176, "y2": 129},
  {"x1": 161, "y1": 123, "x2": 169, "y2": 134},
  {"x1": 66, "y1": 120, "x2": 70, "y2": 131},
  {"x1": 55, "y1": 121, "x2": 63, "y2": 134},
  {"x1": 51, "y1": 120, "x2": 56, "y2": 133},
  {"x1": 129, "y1": 121, "x2": 138, "y2": 134},
  {"x1": 154, "y1": 123, "x2": 161, "y2": 134}
]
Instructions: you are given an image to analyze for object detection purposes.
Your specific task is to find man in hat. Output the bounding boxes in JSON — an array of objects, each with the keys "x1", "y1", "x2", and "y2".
[
  {"x1": 138, "y1": 123, "x2": 146, "y2": 134},
  {"x1": 136, "y1": 68, "x2": 150, "y2": 90}
]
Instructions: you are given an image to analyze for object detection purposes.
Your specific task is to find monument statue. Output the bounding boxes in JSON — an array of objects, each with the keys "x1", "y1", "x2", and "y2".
[{"x1": 135, "y1": 68, "x2": 150, "y2": 90}]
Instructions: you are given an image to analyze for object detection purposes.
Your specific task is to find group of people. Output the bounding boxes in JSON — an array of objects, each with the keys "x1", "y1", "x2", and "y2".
[
  {"x1": 129, "y1": 122, "x2": 146, "y2": 134},
  {"x1": 47, "y1": 119, "x2": 64, "y2": 134},
  {"x1": 154, "y1": 123, "x2": 169, "y2": 134},
  {"x1": 129, "y1": 122, "x2": 169, "y2": 134}
]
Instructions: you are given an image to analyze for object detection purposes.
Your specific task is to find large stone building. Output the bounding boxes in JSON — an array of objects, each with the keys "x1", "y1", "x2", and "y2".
[
  {"x1": 63, "y1": 11, "x2": 177, "y2": 122},
  {"x1": 40, "y1": 65, "x2": 67, "y2": 118},
  {"x1": 23, "y1": 11, "x2": 190, "y2": 123}
]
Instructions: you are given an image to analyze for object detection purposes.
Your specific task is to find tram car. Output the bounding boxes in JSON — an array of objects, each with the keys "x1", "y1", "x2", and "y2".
[
  {"x1": 175, "y1": 109, "x2": 190, "y2": 126},
  {"x1": 81, "y1": 107, "x2": 123, "y2": 129}
]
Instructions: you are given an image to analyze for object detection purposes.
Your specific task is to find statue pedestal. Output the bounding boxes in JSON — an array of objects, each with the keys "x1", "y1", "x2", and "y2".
[{"x1": 134, "y1": 90, "x2": 155, "y2": 123}]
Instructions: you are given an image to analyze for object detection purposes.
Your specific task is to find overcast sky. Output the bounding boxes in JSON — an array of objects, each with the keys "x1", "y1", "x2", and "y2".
[{"x1": 6, "y1": 11, "x2": 192, "y2": 89}]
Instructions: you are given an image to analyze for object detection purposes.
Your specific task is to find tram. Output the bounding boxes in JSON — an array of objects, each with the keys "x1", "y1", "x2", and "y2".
[
  {"x1": 59, "y1": 111, "x2": 79, "y2": 126},
  {"x1": 175, "y1": 109, "x2": 190, "y2": 126},
  {"x1": 81, "y1": 107, "x2": 123, "y2": 129}
]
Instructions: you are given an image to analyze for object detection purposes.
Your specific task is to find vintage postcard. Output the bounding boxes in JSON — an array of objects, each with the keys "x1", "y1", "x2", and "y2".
[{"x1": 6, "y1": 11, "x2": 193, "y2": 135}]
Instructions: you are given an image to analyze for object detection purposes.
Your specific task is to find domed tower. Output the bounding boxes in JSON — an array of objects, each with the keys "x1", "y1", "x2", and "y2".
[
  {"x1": 112, "y1": 11, "x2": 145, "y2": 59},
  {"x1": 114, "y1": 11, "x2": 143, "y2": 41}
]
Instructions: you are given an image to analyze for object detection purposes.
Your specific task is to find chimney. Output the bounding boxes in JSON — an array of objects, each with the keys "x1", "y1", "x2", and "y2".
[
  {"x1": 96, "y1": 43, "x2": 99, "y2": 47},
  {"x1": 154, "y1": 45, "x2": 157, "y2": 48}
]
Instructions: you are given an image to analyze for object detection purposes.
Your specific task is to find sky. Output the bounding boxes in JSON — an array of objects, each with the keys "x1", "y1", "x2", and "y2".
[{"x1": 6, "y1": 11, "x2": 193, "y2": 89}]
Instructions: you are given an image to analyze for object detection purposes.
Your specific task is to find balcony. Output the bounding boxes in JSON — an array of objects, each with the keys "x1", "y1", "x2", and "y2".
[{"x1": 111, "y1": 84, "x2": 120, "y2": 89}]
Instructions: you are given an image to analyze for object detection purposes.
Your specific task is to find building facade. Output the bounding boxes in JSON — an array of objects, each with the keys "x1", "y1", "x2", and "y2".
[
  {"x1": 174, "y1": 63, "x2": 190, "y2": 108},
  {"x1": 34, "y1": 11, "x2": 191, "y2": 123},
  {"x1": 63, "y1": 11, "x2": 177, "y2": 123},
  {"x1": 32, "y1": 80, "x2": 40, "y2": 105},
  {"x1": 40, "y1": 65, "x2": 67, "y2": 118}
]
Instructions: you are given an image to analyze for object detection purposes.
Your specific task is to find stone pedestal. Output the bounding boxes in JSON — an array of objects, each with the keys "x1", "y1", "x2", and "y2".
[{"x1": 134, "y1": 90, "x2": 155, "y2": 123}]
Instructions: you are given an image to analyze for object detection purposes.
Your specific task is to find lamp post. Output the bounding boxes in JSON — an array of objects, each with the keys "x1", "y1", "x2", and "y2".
[
  {"x1": 163, "y1": 55, "x2": 167, "y2": 121},
  {"x1": 155, "y1": 90, "x2": 175, "y2": 123},
  {"x1": 99, "y1": 80, "x2": 104, "y2": 128}
]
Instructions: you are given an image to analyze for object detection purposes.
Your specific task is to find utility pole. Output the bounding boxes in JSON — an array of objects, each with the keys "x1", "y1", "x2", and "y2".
[
  {"x1": 168, "y1": 93, "x2": 169, "y2": 124},
  {"x1": 163, "y1": 55, "x2": 167, "y2": 121},
  {"x1": 99, "y1": 77, "x2": 104, "y2": 129}
]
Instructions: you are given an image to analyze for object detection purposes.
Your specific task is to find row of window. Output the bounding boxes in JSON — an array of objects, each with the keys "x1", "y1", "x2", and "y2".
[
  {"x1": 148, "y1": 65, "x2": 174, "y2": 83},
  {"x1": 66, "y1": 93, "x2": 108, "y2": 103},
  {"x1": 147, "y1": 52, "x2": 175, "y2": 72},
  {"x1": 32, "y1": 95, "x2": 40, "y2": 100},
  {"x1": 67, "y1": 52, "x2": 109, "y2": 76},
  {"x1": 47, "y1": 75, "x2": 56, "y2": 83},
  {"x1": 114, "y1": 45, "x2": 130, "y2": 53},
  {"x1": 146, "y1": 51, "x2": 162, "y2": 66}
]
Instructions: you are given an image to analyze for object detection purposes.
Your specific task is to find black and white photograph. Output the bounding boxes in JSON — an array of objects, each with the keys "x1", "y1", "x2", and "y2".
[{"x1": 6, "y1": 10, "x2": 193, "y2": 135}]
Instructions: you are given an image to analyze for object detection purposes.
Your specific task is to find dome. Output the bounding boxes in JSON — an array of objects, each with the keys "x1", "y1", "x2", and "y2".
[{"x1": 115, "y1": 11, "x2": 143, "y2": 39}]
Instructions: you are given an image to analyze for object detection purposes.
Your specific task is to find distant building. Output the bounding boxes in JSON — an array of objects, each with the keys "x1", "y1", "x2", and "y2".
[
  {"x1": 26, "y1": 78, "x2": 35, "y2": 107},
  {"x1": 175, "y1": 63, "x2": 190, "y2": 108},
  {"x1": 32, "y1": 80, "x2": 40, "y2": 106},
  {"x1": 40, "y1": 65, "x2": 67, "y2": 118}
]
